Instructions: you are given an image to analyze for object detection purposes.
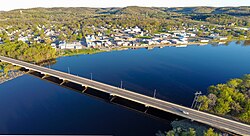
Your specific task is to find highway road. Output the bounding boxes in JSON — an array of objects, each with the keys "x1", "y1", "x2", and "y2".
[{"x1": 0, "y1": 55, "x2": 250, "y2": 135}]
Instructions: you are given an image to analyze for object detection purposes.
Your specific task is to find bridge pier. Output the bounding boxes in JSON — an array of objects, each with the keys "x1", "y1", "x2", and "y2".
[
  {"x1": 42, "y1": 74, "x2": 50, "y2": 79},
  {"x1": 60, "y1": 80, "x2": 66, "y2": 85},
  {"x1": 145, "y1": 104, "x2": 151, "y2": 108},
  {"x1": 110, "y1": 93, "x2": 116, "y2": 97},
  {"x1": 23, "y1": 69, "x2": 32, "y2": 74},
  {"x1": 109, "y1": 96, "x2": 117, "y2": 102},
  {"x1": 81, "y1": 86, "x2": 88, "y2": 93},
  {"x1": 144, "y1": 106, "x2": 149, "y2": 113}
]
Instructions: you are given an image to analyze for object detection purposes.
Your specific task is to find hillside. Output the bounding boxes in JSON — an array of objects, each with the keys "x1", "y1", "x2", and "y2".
[
  {"x1": 0, "y1": 6, "x2": 249, "y2": 27},
  {"x1": 166, "y1": 6, "x2": 250, "y2": 16},
  {"x1": 3, "y1": 6, "x2": 250, "y2": 17}
]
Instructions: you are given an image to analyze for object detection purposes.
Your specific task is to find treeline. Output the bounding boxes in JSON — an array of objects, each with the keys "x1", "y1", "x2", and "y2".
[
  {"x1": 198, "y1": 74, "x2": 250, "y2": 123},
  {"x1": 0, "y1": 41, "x2": 56, "y2": 63},
  {"x1": 157, "y1": 128, "x2": 220, "y2": 136},
  {"x1": 206, "y1": 14, "x2": 250, "y2": 26}
]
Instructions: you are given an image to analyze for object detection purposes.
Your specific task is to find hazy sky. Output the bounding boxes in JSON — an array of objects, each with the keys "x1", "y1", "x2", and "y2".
[{"x1": 1, "y1": 0, "x2": 250, "y2": 11}]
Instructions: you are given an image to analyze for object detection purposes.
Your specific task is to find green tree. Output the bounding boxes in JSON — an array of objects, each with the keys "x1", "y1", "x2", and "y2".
[{"x1": 204, "y1": 128, "x2": 219, "y2": 136}]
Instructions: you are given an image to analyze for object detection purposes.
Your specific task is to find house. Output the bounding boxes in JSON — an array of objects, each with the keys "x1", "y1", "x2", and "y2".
[
  {"x1": 75, "y1": 45, "x2": 83, "y2": 49},
  {"x1": 104, "y1": 41, "x2": 112, "y2": 47},
  {"x1": 179, "y1": 37, "x2": 188, "y2": 41},
  {"x1": 51, "y1": 43, "x2": 57, "y2": 48},
  {"x1": 170, "y1": 39, "x2": 188, "y2": 44},
  {"x1": 33, "y1": 36, "x2": 41, "y2": 41},
  {"x1": 200, "y1": 39, "x2": 209, "y2": 43},
  {"x1": 124, "y1": 29, "x2": 132, "y2": 33},
  {"x1": 160, "y1": 40, "x2": 171, "y2": 44},
  {"x1": 18, "y1": 36, "x2": 28, "y2": 42},
  {"x1": 94, "y1": 41, "x2": 102, "y2": 46},
  {"x1": 116, "y1": 40, "x2": 124, "y2": 46},
  {"x1": 81, "y1": 35, "x2": 96, "y2": 48},
  {"x1": 187, "y1": 33, "x2": 196, "y2": 37},
  {"x1": 219, "y1": 37, "x2": 228, "y2": 41},
  {"x1": 65, "y1": 42, "x2": 83, "y2": 49},
  {"x1": 58, "y1": 41, "x2": 67, "y2": 49},
  {"x1": 132, "y1": 26, "x2": 141, "y2": 33},
  {"x1": 122, "y1": 41, "x2": 130, "y2": 46},
  {"x1": 144, "y1": 40, "x2": 155, "y2": 45},
  {"x1": 139, "y1": 31, "x2": 144, "y2": 36},
  {"x1": 208, "y1": 34, "x2": 220, "y2": 39}
]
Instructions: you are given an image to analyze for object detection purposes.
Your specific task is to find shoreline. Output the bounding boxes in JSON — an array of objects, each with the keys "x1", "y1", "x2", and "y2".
[{"x1": 57, "y1": 39, "x2": 250, "y2": 58}]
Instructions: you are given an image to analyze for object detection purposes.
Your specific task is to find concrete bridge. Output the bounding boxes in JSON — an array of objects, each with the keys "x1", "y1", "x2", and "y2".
[{"x1": 0, "y1": 55, "x2": 250, "y2": 135}]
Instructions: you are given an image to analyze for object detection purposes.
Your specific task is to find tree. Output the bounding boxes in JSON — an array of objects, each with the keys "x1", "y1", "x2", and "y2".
[
  {"x1": 204, "y1": 128, "x2": 219, "y2": 136},
  {"x1": 197, "y1": 96, "x2": 211, "y2": 111},
  {"x1": 214, "y1": 98, "x2": 231, "y2": 115},
  {"x1": 226, "y1": 79, "x2": 242, "y2": 88},
  {"x1": 207, "y1": 94, "x2": 217, "y2": 107},
  {"x1": 189, "y1": 128, "x2": 196, "y2": 136}
]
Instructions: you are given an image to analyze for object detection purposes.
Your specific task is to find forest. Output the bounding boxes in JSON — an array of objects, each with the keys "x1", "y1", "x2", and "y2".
[
  {"x1": 198, "y1": 74, "x2": 250, "y2": 124},
  {"x1": 157, "y1": 128, "x2": 220, "y2": 136},
  {"x1": 0, "y1": 41, "x2": 56, "y2": 73}
]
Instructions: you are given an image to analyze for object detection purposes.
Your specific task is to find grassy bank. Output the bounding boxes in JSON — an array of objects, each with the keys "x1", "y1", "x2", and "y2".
[{"x1": 59, "y1": 48, "x2": 106, "y2": 57}]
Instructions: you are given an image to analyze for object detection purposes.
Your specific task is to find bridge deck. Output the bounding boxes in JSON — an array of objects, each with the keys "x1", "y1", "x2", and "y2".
[{"x1": 0, "y1": 56, "x2": 250, "y2": 135}]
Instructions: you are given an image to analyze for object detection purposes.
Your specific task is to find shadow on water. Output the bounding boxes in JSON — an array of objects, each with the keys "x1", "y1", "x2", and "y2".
[{"x1": 20, "y1": 68, "x2": 182, "y2": 124}]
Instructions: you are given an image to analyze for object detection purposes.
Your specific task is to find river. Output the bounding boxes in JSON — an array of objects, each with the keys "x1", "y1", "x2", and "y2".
[{"x1": 0, "y1": 41, "x2": 250, "y2": 135}]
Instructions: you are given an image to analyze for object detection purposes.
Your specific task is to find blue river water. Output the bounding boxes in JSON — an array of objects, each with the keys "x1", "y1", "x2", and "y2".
[{"x1": 0, "y1": 41, "x2": 250, "y2": 135}]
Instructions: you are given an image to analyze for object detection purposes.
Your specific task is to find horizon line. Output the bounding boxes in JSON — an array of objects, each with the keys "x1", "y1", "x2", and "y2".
[{"x1": 2, "y1": 5, "x2": 250, "y2": 12}]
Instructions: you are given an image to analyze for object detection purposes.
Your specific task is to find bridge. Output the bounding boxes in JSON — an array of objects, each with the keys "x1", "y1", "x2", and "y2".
[{"x1": 0, "y1": 55, "x2": 250, "y2": 135}]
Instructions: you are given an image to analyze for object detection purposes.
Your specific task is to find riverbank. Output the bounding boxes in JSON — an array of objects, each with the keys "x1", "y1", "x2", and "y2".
[
  {"x1": 156, "y1": 119, "x2": 225, "y2": 135},
  {"x1": 56, "y1": 42, "x2": 203, "y2": 57},
  {"x1": 57, "y1": 40, "x2": 250, "y2": 58},
  {"x1": 58, "y1": 48, "x2": 106, "y2": 57}
]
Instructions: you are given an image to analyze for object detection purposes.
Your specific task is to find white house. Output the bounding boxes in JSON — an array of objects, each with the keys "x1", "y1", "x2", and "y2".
[
  {"x1": 200, "y1": 39, "x2": 209, "y2": 43},
  {"x1": 160, "y1": 40, "x2": 171, "y2": 44},
  {"x1": 51, "y1": 43, "x2": 57, "y2": 48},
  {"x1": 132, "y1": 26, "x2": 141, "y2": 33},
  {"x1": 58, "y1": 41, "x2": 66, "y2": 49},
  {"x1": 81, "y1": 35, "x2": 96, "y2": 48},
  {"x1": 75, "y1": 45, "x2": 83, "y2": 49},
  {"x1": 219, "y1": 37, "x2": 228, "y2": 41},
  {"x1": 65, "y1": 42, "x2": 83, "y2": 49},
  {"x1": 124, "y1": 29, "x2": 132, "y2": 33},
  {"x1": 18, "y1": 36, "x2": 28, "y2": 42}
]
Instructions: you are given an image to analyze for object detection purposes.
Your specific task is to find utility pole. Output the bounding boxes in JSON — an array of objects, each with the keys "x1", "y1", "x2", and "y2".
[
  {"x1": 68, "y1": 67, "x2": 70, "y2": 74},
  {"x1": 195, "y1": 91, "x2": 202, "y2": 109},
  {"x1": 191, "y1": 92, "x2": 198, "y2": 109},
  {"x1": 120, "y1": 80, "x2": 123, "y2": 89},
  {"x1": 191, "y1": 91, "x2": 202, "y2": 109},
  {"x1": 198, "y1": 102, "x2": 202, "y2": 111},
  {"x1": 153, "y1": 89, "x2": 156, "y2": 98},
  {"x1": 48, "y1": 61, "x2": 51, "y2": 69}
]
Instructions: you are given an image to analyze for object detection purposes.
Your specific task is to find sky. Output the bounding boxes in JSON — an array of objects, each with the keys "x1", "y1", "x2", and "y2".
[{"x1": 0, "y1": 0, "x2": 250, "y2": 11}]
